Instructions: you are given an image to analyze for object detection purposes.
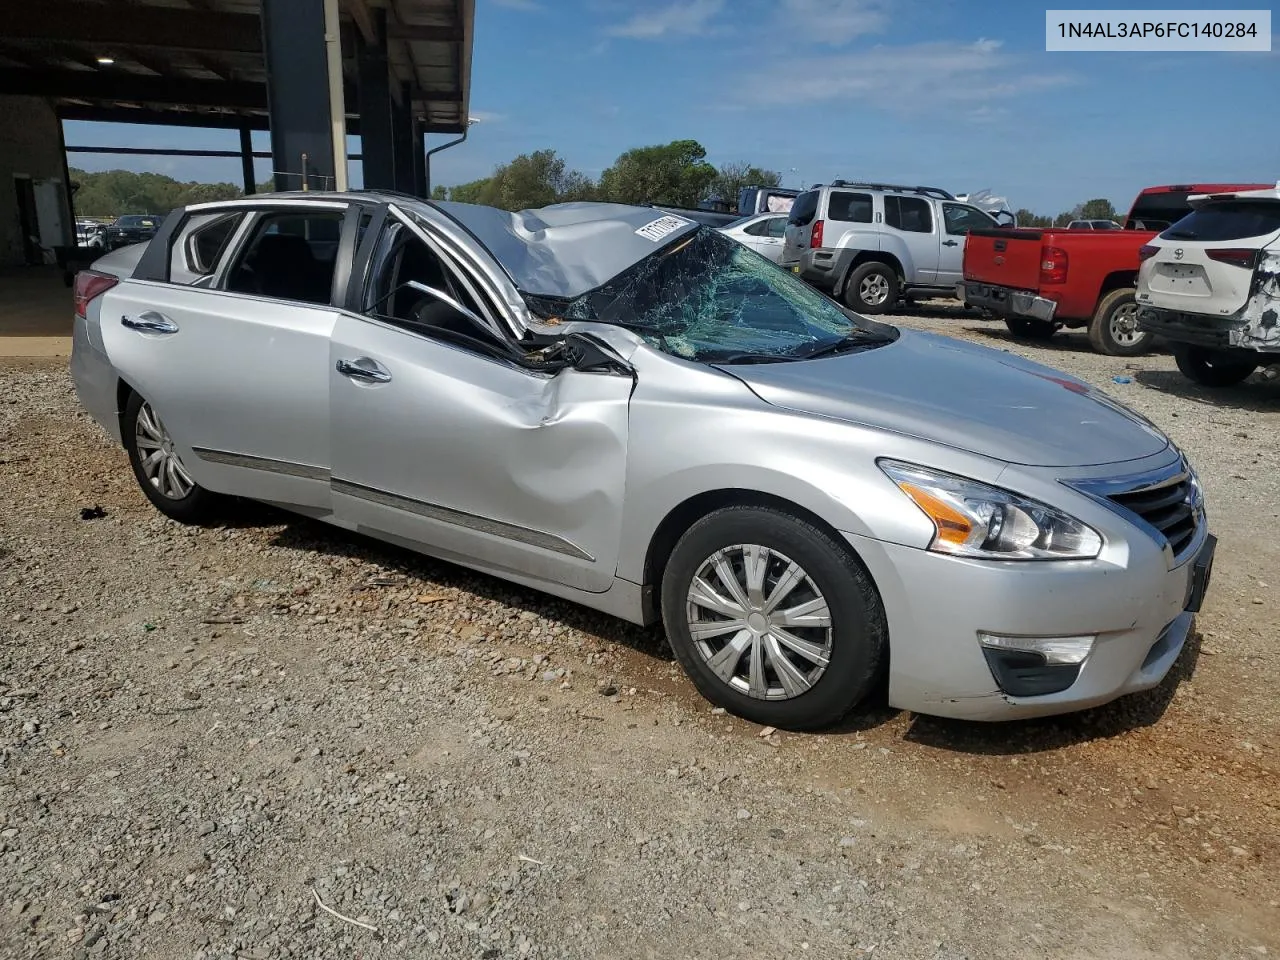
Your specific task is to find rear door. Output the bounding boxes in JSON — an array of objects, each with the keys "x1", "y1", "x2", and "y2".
[
  {"x1": 937, "y1": 202, "x2": 997, "y2": 286},
  {"x1": 1141, "y1": 199, "x2": 1280, "y2": 316},
  {"x1": 100, "y1": 200, "x2": 357, "y2": 510},
  {"x1": 883, "y1": 195, "x2": 939, "y2": 282}
]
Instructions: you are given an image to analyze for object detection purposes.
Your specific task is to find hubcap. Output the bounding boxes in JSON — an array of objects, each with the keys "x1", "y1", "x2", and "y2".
[
  {"x1": 859, "y1": 274, "x2": 889, "y2": 306},
  {"x1": 1110, "y1": 302, "x2": 1146, "y2": 345},
  {"x1": 134, "y1": 402, "x2": 195, "y2": 500},
  {"x1": 685, "y1": 544, "x2": 834, "y2": 701}
]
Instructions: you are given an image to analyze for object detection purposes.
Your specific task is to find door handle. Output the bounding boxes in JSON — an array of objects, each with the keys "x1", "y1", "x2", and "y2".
[
  {"x1": 336, "y1": 358, "x2": 392, "y2": 384},
  {"x1": 942, "y1": 240, "x2": 959, "y2": 247},
  {"x1": 121, "y1": 311, "x2": 178, "y2": 334}
]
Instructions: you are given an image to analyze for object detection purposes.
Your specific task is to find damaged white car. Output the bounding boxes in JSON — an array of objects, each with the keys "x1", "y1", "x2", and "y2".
[
  {"x1": 72, "y1": 193, "x2": 1214, "y2": 729},
  {"x1": 1137, "y1": 183, "x2": 1280, "y2": 386}
]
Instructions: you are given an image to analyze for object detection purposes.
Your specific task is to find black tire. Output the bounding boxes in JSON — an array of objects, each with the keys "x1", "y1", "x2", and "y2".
[
  {"x1": 1173, "y1": 346, "x2": 1257, "y2": 388},
  {"x1": 1088, "y1": 288, "x2": 1152, "y2": 357},
  {"x1": 122, "y1": 390, "x2": 221, "y2": 523},
  {"x1": 1004, "y1": 317, "x2": 1058, "y2": 340},
  {"x1": 660, "y1": 506, "x2": 887, "y2": 731},
  {"x1": 843, "y1": 262, "x2": 899, "y2": 314}
]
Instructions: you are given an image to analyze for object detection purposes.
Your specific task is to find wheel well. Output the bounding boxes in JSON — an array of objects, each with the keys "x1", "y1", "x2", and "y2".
[
  {"x1": 115, "y1": 378, "x2": 135, "y2": 442},
  {"x1": 642, "y1": 488, "x2": 859, "y2": 604},
  {"x1": 1099, "y1": 271, "x2": 1137, "y2": 296},
  {"x1": 838, "y1": 252, "x2": 903, "y2": 295}
]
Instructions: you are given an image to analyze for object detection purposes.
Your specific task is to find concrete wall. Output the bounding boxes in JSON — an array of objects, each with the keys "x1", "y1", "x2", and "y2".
[{"x1": 0, "y1": 97, "x2": 72, "y2": 267}]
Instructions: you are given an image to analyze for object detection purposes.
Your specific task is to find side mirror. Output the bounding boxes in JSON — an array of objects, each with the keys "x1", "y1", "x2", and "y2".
[
  {"x1": 562, "y1": 332, "x2": 629, "y2": 373},
  {"x1": 404, "y1": 280, "x2": 487, "y2": 329}
]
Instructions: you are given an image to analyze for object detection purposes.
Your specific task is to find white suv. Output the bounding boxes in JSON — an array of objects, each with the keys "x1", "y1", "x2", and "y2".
[
  {"x1": 1136, "y1": 185, "x2": 1280, "y2": 386},
  {"x1": 781, "y1": 181, "x2": 1002, "y2": 313}
]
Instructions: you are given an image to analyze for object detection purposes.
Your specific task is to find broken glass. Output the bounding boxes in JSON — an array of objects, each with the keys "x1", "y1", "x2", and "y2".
[{"x1": 544, "y1": 227, "x2": 895, "y2": 363}]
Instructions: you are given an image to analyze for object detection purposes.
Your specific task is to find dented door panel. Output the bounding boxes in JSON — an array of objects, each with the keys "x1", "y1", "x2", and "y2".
[{"x1": 328, "y1": 314, "x2": 632, "y2": 593}]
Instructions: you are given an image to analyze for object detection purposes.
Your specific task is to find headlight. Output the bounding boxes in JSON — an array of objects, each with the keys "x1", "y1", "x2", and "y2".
[{"x1": 879, "y1": 460, "x2": 1102, "y2": 560}]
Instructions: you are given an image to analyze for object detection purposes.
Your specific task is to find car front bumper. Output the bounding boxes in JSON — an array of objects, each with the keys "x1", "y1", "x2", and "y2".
[
  {"x1": 843, "y1": 521, "x2": 1211, "y2": 721},
  {"x1": 961, "y1": 281, "x2": 1057, "y2": 322}
]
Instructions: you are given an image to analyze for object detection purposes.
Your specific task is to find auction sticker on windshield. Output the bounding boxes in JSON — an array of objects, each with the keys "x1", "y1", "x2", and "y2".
[{"x1": 635, "y1": 215, "x2": 689, "y2": 242}]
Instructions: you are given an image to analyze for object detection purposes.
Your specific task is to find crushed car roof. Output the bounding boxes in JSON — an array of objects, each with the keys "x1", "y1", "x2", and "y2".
[{"x1": 430, "y1": 200, "x2": 701, "y2": 300}]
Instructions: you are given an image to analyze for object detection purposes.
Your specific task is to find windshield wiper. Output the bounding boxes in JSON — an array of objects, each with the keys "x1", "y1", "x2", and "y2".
[
  {"x1": 1164, "y1": 229, "x2": 1198, "y2": 239},
  {"x1": 801, "y1": 332, "x2": 892, "y2": 359},
  {"x1": 710, "y1": 352, "x2": 798, "y2": 365}
]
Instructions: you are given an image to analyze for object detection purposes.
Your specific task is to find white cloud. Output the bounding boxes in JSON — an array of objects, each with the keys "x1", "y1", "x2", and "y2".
[
  {"x1": 605, "y1": 0, "x2": 724, "y2": 40},
  {"x1": 780, "y1": 0, "x2": 889, "y2": 45},
  {"x1": 738, "y1": 39, "x2": 1075, "y2": 114},
  {"x1": 491, "y1": 0, "x2": 542, "y2": 9}
]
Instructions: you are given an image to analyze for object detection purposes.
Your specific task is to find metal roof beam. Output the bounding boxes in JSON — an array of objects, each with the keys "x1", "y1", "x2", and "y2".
[{"x1": 6, "y1": 2, "x2": 263, "y2": 54}]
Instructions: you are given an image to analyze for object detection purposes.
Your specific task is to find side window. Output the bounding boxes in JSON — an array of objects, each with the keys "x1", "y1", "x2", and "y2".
[
  {"x1": 788, "y1": 190, "x2": 819, "y2": 226},
  {"x1": 943, "y1": 203, "x2": 994, "y2": 236},
  {"x1": 767, "y1": 217, "x2": 788, "y2": 238},
  {"x1": 223, "y1": 210, "x2": 345, "y2": 305},
  {"x1": 885, "y1": 196, "x2": 933, "y2": 233},
  {"x1": 364, "y1": 221, "x2": 493, "y2": 346},
  {"x1": 743, "y1": 219, "x2": 771, "y2": 237},
  {"x1": 826, "y1": 192, "x2": 872, "y2": 224},
  {"x1": 168, "y1": 212, "x2": 245, "y2": 285}
]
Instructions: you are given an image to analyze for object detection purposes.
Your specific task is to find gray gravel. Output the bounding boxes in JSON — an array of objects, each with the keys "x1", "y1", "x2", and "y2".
[{"x1": 0, "y1": 316, "x2": 1277, "y2": 959}]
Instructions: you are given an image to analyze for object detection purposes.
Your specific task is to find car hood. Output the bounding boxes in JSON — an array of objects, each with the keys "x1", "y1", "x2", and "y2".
[{"x1": 720, "y1": 330, "x2": 1169, "y2": 467}]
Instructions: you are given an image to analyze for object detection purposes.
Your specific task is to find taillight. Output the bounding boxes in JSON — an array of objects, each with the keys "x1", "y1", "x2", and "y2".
[
  {"x1": 1040, "y1": 246, "x2": 1068, "y2": 285},
  {"x1": 73, "y1": 270, "x2": 119, "y2": 319},
  {"x1": 1138, "y1": 244, "x2": 1159, "y2": 261},
  {"x1": 1206, "y1": 248, "x2": 1260, "y2": 269},
  {"x1": 810, "y1": 219, "x2": 824, "y2": 248}
]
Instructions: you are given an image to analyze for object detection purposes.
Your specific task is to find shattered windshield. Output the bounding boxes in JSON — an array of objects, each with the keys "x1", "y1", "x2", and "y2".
[{"x1": 543, "y1": 227, "x2": 895, "y2": 363}]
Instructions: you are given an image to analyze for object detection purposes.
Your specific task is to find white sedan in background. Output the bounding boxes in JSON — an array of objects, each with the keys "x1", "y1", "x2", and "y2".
[{"x1": 718, "y1": 213, "x2": 789, "y2": 263}]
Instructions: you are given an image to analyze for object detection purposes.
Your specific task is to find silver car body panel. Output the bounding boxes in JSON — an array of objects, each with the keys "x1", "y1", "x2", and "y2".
[{"x1": 69, "y1": 191, "x2": 1210, "y2": 722}]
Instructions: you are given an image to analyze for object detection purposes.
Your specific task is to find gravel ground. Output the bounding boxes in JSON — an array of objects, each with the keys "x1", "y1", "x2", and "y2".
[{"x1": 1, "y1": 310, "x2": 1277, "y2": 959}]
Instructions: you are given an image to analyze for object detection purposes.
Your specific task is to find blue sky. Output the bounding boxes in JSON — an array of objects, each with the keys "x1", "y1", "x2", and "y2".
[{"x1": 65, "y1": 0, "x2": 1277, "y2": 215}]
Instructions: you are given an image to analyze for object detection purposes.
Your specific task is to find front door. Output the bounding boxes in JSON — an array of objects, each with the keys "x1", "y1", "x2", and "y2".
[
  {"x1": 329, "y1": 212, "x2": 633, "y2": 593},
  {"x1": 98, "y1": 204, "x2": 351, "y2": 510},
  {"x1": 937, "y1": 203, "x2": 996, "y2": 287}
]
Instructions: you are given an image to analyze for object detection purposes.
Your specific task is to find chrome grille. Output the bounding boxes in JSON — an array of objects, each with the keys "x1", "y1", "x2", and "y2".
[{"x1": 1105, "y1": 468, "x2": 1200, "y2": 560}]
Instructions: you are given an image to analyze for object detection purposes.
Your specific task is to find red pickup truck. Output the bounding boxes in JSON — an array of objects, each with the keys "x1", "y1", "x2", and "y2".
[{"x1": 959, "y1": 183, "x2": 1273, "y2": 356}]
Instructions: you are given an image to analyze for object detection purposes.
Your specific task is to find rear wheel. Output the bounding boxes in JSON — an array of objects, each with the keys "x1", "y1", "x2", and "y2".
[
  {"x1": 1088, "y1": 288, "x2": 1152, "y2": 356},
  {"x1": 1173, "y1": 346, "x2": 1257, "y2": 387},
  {"x1": 1004, "y1": 317, "x2": 1058, "y2": 340},
  {"x1": 843, "y1": 262, "x2": 899, "y2": 314},
  {"x1": 660, "y1": 506, "x2": 886, "y2": 731},
  {"x1": 123, "y1": 391, "x2": 221, "y2": 523}
]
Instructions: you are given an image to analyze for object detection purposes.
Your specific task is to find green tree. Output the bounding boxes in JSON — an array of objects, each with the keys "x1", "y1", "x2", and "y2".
[
  {"x1": 1013, "y1": 208, "x2": 1053, "y2": 228},
  {"x1": 429, "y1": 185, "x2": 449, "y2": 201},
  {"x1": 70, "y1": 168, "x2": 243, "y2": 217},
  {"x1": 482, "y1": 150, "x2": 597, "y2": 210},
  {"x1": 706, "y1": 162, "x2": 781, "y2": 208},
  {"x1": 598, "y1": 139, "x2": 717, "y2": 208},
  {"x1": 1079, "y1": 198, "x2": 1117, "y2": 221},
  {"x1": 446, "y1": 177, "x2": 492, "y2": 204}
]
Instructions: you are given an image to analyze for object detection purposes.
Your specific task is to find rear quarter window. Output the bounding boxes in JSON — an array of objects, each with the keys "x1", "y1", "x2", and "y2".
[
  {"x1": 169, "y1": 212, "x2": 246, "y2": 285},
  {"x1": 1162, "y1": 201, "x2": 1280, "y2": 242},
  {"x1": 826, "y1": 192, "x2": 872, "y2": 224}
]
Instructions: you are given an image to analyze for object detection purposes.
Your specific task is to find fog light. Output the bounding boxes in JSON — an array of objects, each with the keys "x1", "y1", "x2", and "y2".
[{"x1": 978, "y1": 633, "x2": 1097, "y2": 697}]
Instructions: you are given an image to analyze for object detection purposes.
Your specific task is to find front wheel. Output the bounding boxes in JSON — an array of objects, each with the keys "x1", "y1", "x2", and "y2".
[
  {"x1": 1173, "y1": 346, "x2": 1257, "y2": 387},
  {"x1": 1004, "y1": 317, "x2": 1058, "y2": 340},
  {"x1": 660, "y1": 506, "x2": 887, "y2": 730},
  {"x1": 843, "y1": 262, "x2": 899, "y2": 314},
  {"x1": 1088, "y1": 288, "x2": 1153, "y2": 356},
  {"x1": 123, "y1": 391, "x2": 221, "y2": 523}
]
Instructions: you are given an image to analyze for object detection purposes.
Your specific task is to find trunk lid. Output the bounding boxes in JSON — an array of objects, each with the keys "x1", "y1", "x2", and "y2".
[
  {"x1": 720, "y1": 330, "x2": 1170, "y2": 468},
  {"x1": 963, "y1": 228, "x2": 1044, "y2": 290}
]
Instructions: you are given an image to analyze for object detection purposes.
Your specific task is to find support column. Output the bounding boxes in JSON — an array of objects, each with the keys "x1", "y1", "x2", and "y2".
[
  {"x1": 239, "y1": 124, "x2": 256, "y2": 194},
  {"x1": 391, "y1": 82, "x2": 414, "y2": 195},
  {"x1": 412, "y1": 120, "x2": 426, "y2": 198},
  {"x1": 260, "y1": 0, "x2": 339, "y2": 191},
  {"x1": 356, "y1": 8, "x2": 394, "y2": 190}
]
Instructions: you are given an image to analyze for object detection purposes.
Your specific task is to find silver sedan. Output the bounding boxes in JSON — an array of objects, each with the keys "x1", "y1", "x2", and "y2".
[{"x1": 71, "y1": 193, "x2": 1215, "y2": 729}]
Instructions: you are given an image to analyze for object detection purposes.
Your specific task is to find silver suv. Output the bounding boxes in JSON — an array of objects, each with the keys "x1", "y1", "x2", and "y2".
[{"x1": 782, "y1": 181, "x2": 1000, "y2": 313}]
